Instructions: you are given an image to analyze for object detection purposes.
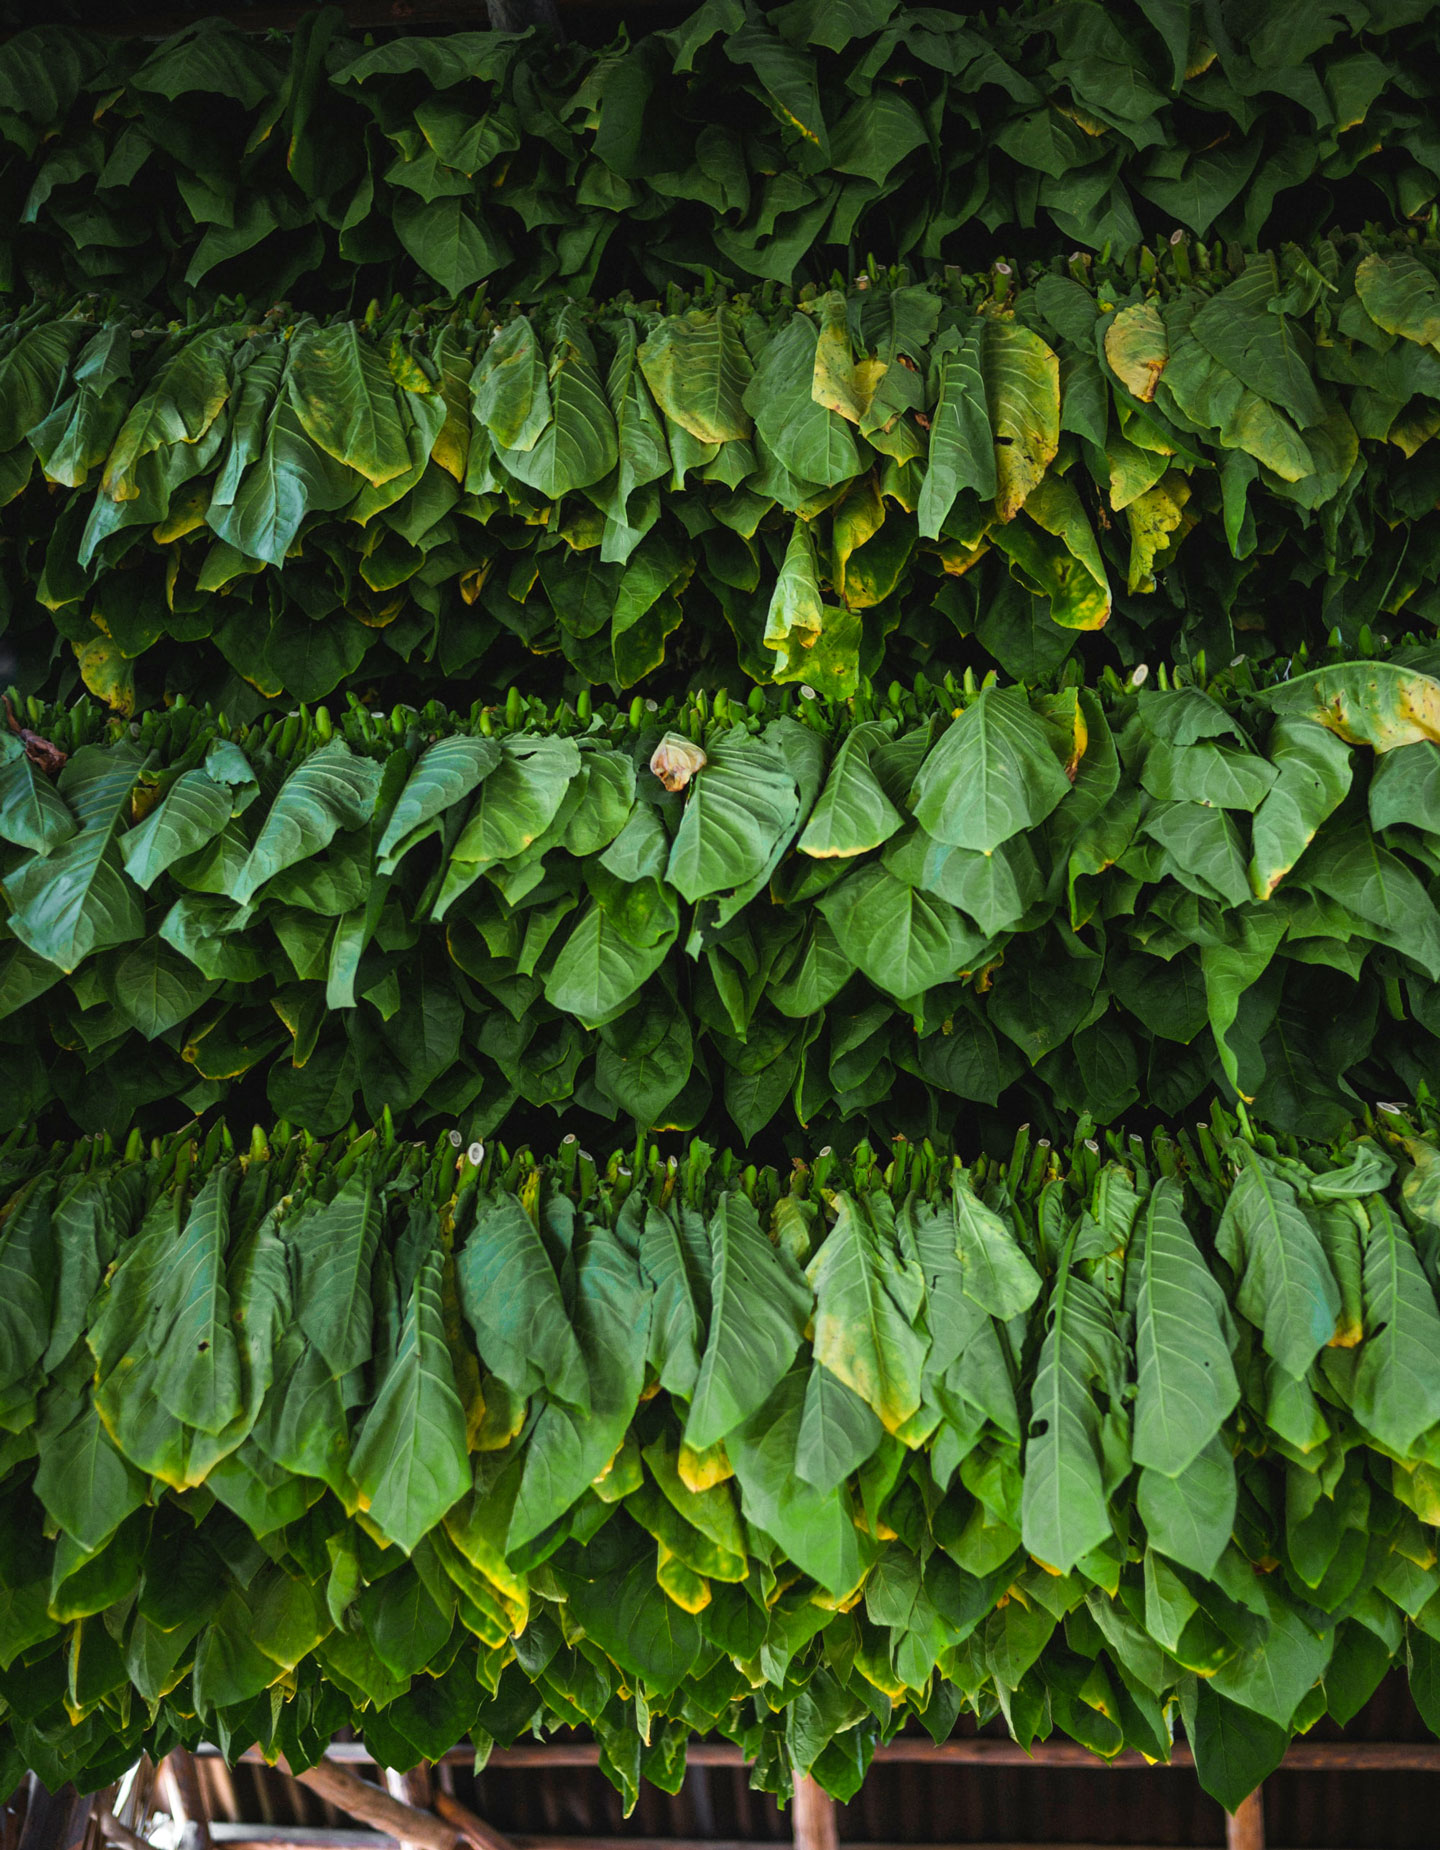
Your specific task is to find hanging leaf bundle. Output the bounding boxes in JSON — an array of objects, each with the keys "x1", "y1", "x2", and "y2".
[
  {"x1": 5, "y1": 661, "x2": 1440, "y2": 1146},
  {"x1": 1, "y1": 3, "x2": 1436, "y2": 311},
  {"x1": 4, "y1": 1107, "x2": 1440, "y2": 1809},
  {"x1": 8, "y1": 241, "x2": 1440, "y2": 708}
]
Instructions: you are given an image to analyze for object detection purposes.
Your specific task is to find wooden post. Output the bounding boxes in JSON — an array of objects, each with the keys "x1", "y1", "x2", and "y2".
[
  {"x1": 791, "y1": 1776, "x2": 839, "y2": 1850},
  {"x1": 17, "y1": 1780, "x2": 92, "y2": 1850},
  {"x1": 162, "y1": 1749, "x2": 214, "y2": 1850},
  {"x1": 384, "y1": 1767, "x2": 435, "y2": 1850},
  {"x1": 1227, "y1": 1786, "x2": 1265, "y2": 1850}
]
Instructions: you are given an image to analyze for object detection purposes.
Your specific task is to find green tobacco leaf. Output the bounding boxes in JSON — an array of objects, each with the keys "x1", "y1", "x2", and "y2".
[
  {"x1": 2, "y1": 744, "x2": 144, "y2": 971},
  {"x1": 34, "y1": 1393, "x2": 148, "y2": 1556},
  {"x1": 1250, "y1": 719, "x2": 1352, "y2": 899},
  {"x1": 1350, "y1": 1198, "x2": 1440, "y2": 1452},
  {"x1": 149, "y1": 1166, "x2": 244, "y2": 1438},
  {"x1": 507, "y1": 1221, "x2": 649, "y2": 1548},
  {"x1": 638, "y1": 306, "x2": 753, "y2": 444},
  {"x1": 1190, "y1": 258, "x2": 1326, "y2": 432},
  {"x1": 1137, "y1": 1438, "x2": 1235, "y2": 1576},
  {"x1": 439, "y1": 736, "x2": 580, "y2": 907},
  {"x1": 351, "y1": 1234, "x2": 469, "y2": 1551},
  {"x1": 745, "y1": 314, "x2": 860, "y2": 489},
  {"x1": 1020, "y1": 1225, "x2": 1122, "y2": 1574},
  {"x1": 543, "y1": 899, "x2": 677, "y2": 1025},
  {"x1": 1301, "y1": 827, "x2": 1440, "y2": 980},
  {"x1": 1354, "y1": 251, "x2": 1440, "y2": 351},
  {"x1": 951, "y1": 1176, "x2": 1041, "y2": 1322},
  {"x1": 728, "y1": 1364, "x2": 864, "y2": 1597},
  {"x1": 0, "y1": 1182, "x2": 53, "y2": 1405},
  {"x1": 1189, "y1": 1681, "x2": 1290, "y2": 1814},
  {"x1": 113, "y1": 937, "x2": 216, "y2": 1039},
  {"x1": 232, "y1": 743, "x2": 383, "y2": 905},
  {"x1": 1216, "y1": 1154, "x2": 1340, "y2": 1380},
  {"x1": 685, "y1": 1194, "x2": 810, "y2": 1452},
  {"x1": 983, "y1": 317, "x2": 1060, "y2": 521},
  {"x1": 119, "y1": 769, "x2": 234, "y2": 890},
  {"x1": 457, "y1": 1192, "x2": 590, "y2": 1410},
  {"x1": 798, "y1": 726, "x2": 902, "y2": 858},
  {"x1": 806, "y1": 1193, "x2": 927, "y2": 1433},
  {"x1": 376, "y1": 736, "x2": 502, "y2": 873},
  {"x1": 1140, "y1": 740, "x2": 1275, "y2": 810},
  {"x1": 1132, "y1": 1179, "x2": 1239, "y2": 1477},
  {"x1": 917, "y1": 322, "x2": 994, "y2": 537},
  {"x1": 665, "y1": 730, "x2": 798, "y2": 903},
  {"x1": 100, "y1": 325, "x2": 234, "y2": 501},
  {"x1": 497, "y1": 307, "x2": 618, "y2": 498},
  {"x1": 288, "y1": 323, "x2": 414, "y2": 489},
  {"x1": 817, "y1": 862, "x2": 978, "y2": 998},
  {"x1": 912, "y1": 686, "x2": 1071, "y2": 852},
  {"x1": 1369, "y1": 741, "x2": 1440, "y2": 835},
  {"x1": 0, "y1": 751, "x2": 76, "y2": 855},
  {"x1": 393, "y1": 195, "x2": 510, "y2": 296},
  {"x1": 888, "y1": 827, "x2": 1042, "y2": 937},
  {"x1": 474, "y1": 317, "x2": 550, "y2": 452},
  {"x1": 796, "y1": 1358, "x2": 883, "y2": 1496},
  {"x1": 290, "y1": 1167, "x2": 383, "y2": 1378},
  {"x1": 563, "y1": 1541, "x2": 703, "y2": 1696},
  {"x1": 639, "y1": 1202, "x2": 710, "y2": 1400},
  {"x1": 206, "y1": 375, "x2": 357, "y2": 568}
]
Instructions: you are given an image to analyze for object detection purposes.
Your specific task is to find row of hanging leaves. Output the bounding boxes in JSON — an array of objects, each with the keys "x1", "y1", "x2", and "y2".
[
  {"x1": 5, "y1": 658, "x2": 1440, "y2": 1146},
  {"x1": 1, "y1": 1, "x2": 1436, "y2": 310},
  {"x1": 7, "y1": 239, "x2": 1440, "y2": 711},
  {"x1": 4, "y1": 1103, "x2": 1440, "y2": 1808}
]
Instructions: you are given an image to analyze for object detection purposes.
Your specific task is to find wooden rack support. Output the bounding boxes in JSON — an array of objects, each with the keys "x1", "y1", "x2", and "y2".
[
  {"x1": 790, "y1": 1779, "x2": 838, "y2": 1850},
  {"x1": 220, "y1": 1739, "x2": 1440, "y2": 1772},
  {"x1": 248, "y1": 1757, "x2": 459, "y2": 1850},
  {"x1": 1226, "y1": 1789, "x2": 1265, "y2": 1850}
]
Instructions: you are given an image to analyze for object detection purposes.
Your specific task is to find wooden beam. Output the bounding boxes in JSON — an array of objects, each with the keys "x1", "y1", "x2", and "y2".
[
  {"x1": 790, "y1": 1780, "x2": 837, "y2": 1850},
  {"x1": 97, "y1": 1814, "x2": 150, "y2": 1850},
  {"x1": 211, "y1": 1832, "x2": 398, "y2": 1847},
  {"x1": 1226, "y1": 1789, "x2": 1265, "y2": 1850},
  {"x1": 252, "y1": 1758, "x2": 459, "y2": 1850},
  {"x1": 202, "y1": 1732, "x2": 1440, "y2": 1775},
  {"x1": 432, "y1": 1792, "x2": 516, "y2": 1850}
]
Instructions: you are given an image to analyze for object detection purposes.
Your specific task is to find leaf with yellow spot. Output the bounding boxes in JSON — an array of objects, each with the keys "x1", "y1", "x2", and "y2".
[
  {"x1": 1105, "y1": 303, "x2": 1169, "y2": 402},
  {"x1": 1125, "y1": 469, "x2": 1191, "y2": 592},
  {"x1": 72, "y1": 635, "x2": 136, "y2": 716},
  {"x1": 656, "y1": 1544, "x2": 711, "y2": 1613},
  {"x1": 1260, "y1": 662, "x2": 1440, "y2": 752},
  {"x1": 982, "y1": 317, "x2": 1060, "y2": 521}
]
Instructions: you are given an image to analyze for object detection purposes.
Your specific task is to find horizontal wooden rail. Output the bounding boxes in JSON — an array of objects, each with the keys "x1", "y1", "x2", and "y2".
[{"x1": 203, "y1": 1739, "x2": 1440, "y2": 1773}]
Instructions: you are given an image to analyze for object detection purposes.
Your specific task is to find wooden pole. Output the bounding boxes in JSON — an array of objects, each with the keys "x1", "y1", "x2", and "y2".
[
  {"x1": 383, "y1": 1769, "x2": 439, "y2": 1850},
  {"x1": 17, "y1": 1781, "x2": 93, "y2": 1850},
  {"x1": 1226, "y1": 1787, "x2": 1265, "y2": 1850},
  {"x1": 790, "y1": 1778, "x2": 838, "y2": 1850},
  {"x1": 164, "y1": 1749, "x2": 215, "y2": 1850}
]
